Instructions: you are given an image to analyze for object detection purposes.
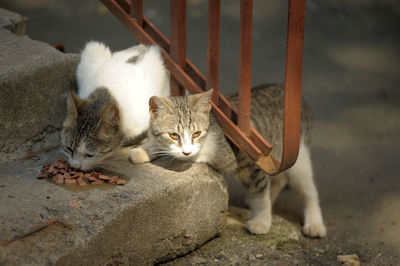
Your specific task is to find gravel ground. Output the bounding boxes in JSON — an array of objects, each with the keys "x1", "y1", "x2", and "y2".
[{"x1": 161, "y1": 206, "x2": 392, "y2": 265}]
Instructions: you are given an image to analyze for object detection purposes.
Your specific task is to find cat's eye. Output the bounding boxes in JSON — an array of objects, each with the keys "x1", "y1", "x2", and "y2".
[
  {"x1": 85, "y1": 153, "x2": 95, "y2": 158},
  {"x1": 192, "y1": 131, "x2": 201, "y2": 138},
  {"x1": 169, "y1": 133, "x2": 180, "y2": 141}
]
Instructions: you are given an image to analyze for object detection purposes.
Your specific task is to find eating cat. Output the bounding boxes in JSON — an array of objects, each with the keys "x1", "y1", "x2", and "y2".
[
  {"x1": 61, "y1": 41, "x2": 170, "y2": 170},
  {"x1": 129, "y1": 85, "x2": 326, "y2": 238}
]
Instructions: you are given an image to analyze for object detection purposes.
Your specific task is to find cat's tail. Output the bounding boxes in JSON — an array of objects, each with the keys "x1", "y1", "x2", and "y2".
[{"x1": 76, "y1": 41, "x2": 112, "y2": 90}]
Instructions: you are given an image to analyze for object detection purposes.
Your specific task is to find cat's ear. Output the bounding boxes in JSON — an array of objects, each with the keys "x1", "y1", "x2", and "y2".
[
  {"x1": 99, "y1": 104, "x2": 120, "y2": 137},
  {"x1": 149, "y1": 96, "x2": 174, "y2": 118},
  {"x1": 104, "y1": 104, "x2": 120, "y2": 121},
  {"x1": 190, "y1": 89, "x2": 214, "y2": 114},
  {"x1": 67, "y1": 91, "x2": 89, "y2": 117},
  {"x1": 64, "y1": 92, "x2": 78, "y2": 127},
  {"x1": 65, "y1": 92, "x2": 85, "y2": 125}
]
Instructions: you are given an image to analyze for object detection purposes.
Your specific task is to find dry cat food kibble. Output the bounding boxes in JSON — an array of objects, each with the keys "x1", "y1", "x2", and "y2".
[{"x1": 37, "y1": 157, "x2": 126, "y2": 186}]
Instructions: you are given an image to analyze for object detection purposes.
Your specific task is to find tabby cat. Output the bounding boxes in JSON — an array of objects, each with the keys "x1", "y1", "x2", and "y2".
[
  {"x1": 130, "y1": 85, "x2": 326, "y2": 237},
  {"x1": 61, "y1": 41, "x2": 170, "y2": 170}
]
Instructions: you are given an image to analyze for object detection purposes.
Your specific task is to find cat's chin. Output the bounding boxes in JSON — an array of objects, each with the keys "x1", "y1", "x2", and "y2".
[
  {"x1": 69, "y1": 164, "x2": 93, "y2": 172},
  {"x1": 68, "y1": 159, "x2": 101, "y2": 172},
  {"x1": 174, "y1": 153, "x2": 198, "y2": 161},
  {"x1": 79, "y1": 165, "x2": 95, "y2": 171}
]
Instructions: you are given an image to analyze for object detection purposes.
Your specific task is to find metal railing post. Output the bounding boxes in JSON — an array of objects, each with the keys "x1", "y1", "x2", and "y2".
[
  {"x1": 238, "y1": 0, "x2": 253, "y2": 137},
  {"x1": 170, "y1": 0, "x2": 187, "y2": 96},
  {"x1": 130, "y1": 0, "x2": 143, "y2": 26},
  {"x1": 206, "y1": 0, "x2": 221, "y2": 103},
  {"x1": 280, "y1": 0, "x2": 306, "y2": 171}
]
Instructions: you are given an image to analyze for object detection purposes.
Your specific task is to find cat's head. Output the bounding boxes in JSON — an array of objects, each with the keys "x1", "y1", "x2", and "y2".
[
  {"x1": 60, "y1": 90, "x2": 123, "y2": 170},
  {"x1": 148, "y1": 89, "x2": 214, "y2": 160}
]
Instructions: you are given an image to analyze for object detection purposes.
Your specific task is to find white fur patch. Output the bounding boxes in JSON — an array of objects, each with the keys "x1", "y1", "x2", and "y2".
[
  {"x1": 287, "y1": 139, "x2": 326, "y2": 238},
  {"x1": 129, "y1": 147, "x2": 151, "y2": 164},
  {"x1": 70, "y1": 142, "x2": 87, "y2": 169},
  {"x1": 195, "y1": 130, "x2": 215, "y2": 164},
  {"x1": 76, "y1": 42, "x2": 170, "y2": 138},
  {"x1": 181, "y1": 131, "x2": 193, "y2": 154},
  {"x1": 170, "y1": 143, "x2": 181, "y2": 155}
]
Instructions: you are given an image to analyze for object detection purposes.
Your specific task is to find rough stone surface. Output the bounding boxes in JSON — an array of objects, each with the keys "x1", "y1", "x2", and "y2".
[
  {"x1": 0, "y1": 150, "x2": 228, "y2": 265},
  {"x1": 0, "y1": 9, "x2": 228, "y2": 264},
  {"x1": 163, "y1": 206, "x2": 306, "y2": 265},
  {"x1": 0, "y1": 7, "x2": 27, "y2": 36},
  {"x1": 0, "y1": 27, "x2": 79, "y2": 161}
]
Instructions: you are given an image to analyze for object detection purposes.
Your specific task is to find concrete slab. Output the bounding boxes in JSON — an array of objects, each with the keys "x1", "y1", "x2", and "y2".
[
  {"x1": 0, "y1": 28, "x2": 79, "y2": 161},
  {"x1": 0, "y1": 150, "x2": 228, "y2": 265}
]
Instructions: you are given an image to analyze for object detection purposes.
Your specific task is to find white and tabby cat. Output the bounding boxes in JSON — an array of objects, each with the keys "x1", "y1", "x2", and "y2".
[
  {"x1": 61, "y1": 41, "x2": 170, "y2": 170},
  {"x1": 130, "y1": 85, "x2": 326, "y2": 238}
]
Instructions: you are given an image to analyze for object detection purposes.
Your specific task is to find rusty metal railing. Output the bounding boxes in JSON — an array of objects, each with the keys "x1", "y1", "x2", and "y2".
[{"x1": 100, "y1": 0, "x2": 306, "y2": 175}]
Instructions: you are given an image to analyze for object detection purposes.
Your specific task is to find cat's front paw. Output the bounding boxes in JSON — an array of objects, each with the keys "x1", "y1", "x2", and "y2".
[
  {"x1": 303, "y1": 222, "x2": 327, "y2": 238},
  {"x1": 129, "y1": 148, "x2": 150, "y2": 164},
  {"x1": 245, "y1": 218, "x2": 271, "y2": 235}
]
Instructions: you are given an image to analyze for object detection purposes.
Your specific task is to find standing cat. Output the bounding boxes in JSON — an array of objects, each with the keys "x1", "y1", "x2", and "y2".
[
  {"x1": 61, "y1": 41, "x2": 170, "y2": 170},
  {"x1": 130, "y1": 85, "x2": 326, "y2": 238}
]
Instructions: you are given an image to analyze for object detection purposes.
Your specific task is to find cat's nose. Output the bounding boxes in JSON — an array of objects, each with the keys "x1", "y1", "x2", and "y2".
[
  {"x1": 70, "y1": 160, "x2": 81, "y2": 170},
  {"x1": 182, "y1": 151, "x2": 192, "y2": 156},
  {"x1": 71, "y1": 165, "x2": 81, "y2": 170}
]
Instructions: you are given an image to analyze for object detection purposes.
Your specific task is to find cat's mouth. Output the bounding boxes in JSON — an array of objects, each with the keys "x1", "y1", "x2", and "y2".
[
  {"x1": 67, "y1": 157, "x2": 98, "y2": 172},
  {"x1": 174, "y1": 152, "x2": 198, "y2": 161},
  {"x1": 76, "y1": 165, "x2": 92, "y2": 171}
]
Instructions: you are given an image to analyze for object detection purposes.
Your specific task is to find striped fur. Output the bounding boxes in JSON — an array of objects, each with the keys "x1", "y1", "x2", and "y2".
[{"x1": 130, "y1": 84, "x2": 326, "y2": 237}]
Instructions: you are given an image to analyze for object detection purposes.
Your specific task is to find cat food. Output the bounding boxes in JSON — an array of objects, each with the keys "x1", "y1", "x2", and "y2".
[{"x1": 37, "y1": 157, "x2": 126, "y2": 186}]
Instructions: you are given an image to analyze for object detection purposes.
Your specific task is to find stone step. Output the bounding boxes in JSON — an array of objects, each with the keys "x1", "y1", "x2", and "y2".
[
  {"x1": 0, "y1": 24, "x2": 79, "y2": 161},
  {"x1": 0, "y1": 150, "x2": 227, "y2": 265},
  {"x1": 0, "y1": 8, "x2": 228, "y2": 265}
]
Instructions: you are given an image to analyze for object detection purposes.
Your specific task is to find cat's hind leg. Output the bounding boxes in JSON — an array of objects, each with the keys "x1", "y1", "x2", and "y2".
[
  {"x1": 238, "y1": 167, "x2": 272, "y2": 235},
  {"x1": 270, "y1": 173, "x2": 288, "y2": 204},
  {"x1": 286, "y1": 142, "x2": 326, "y2": 238}
]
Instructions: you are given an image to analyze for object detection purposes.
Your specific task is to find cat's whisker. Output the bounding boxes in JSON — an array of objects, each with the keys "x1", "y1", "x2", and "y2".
[
  {"x1": 150, "y1": 151, "x2": 172, "y2": 156},
  {"x1": 152, "y1": 147, "x2": 171, "y2": 152},
  {"x1": 166, "y1": 155, "x2": 178, "y2": 165},
  {"x1": 155, "y1": 146, "x2": 170, "y2": 150},
  {"x1": 97, "y1": 158, "x2": 124, "y2": 165},
  {"x1": 102, "y1": 156, "x2": 122, "y2": 162}
]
